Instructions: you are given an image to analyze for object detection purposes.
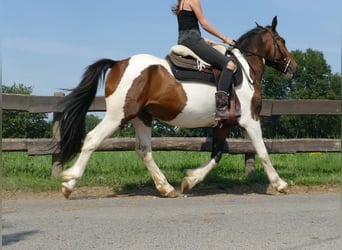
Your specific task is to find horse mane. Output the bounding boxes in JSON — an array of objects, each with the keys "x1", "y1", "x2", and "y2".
[{"x1": 235, "y1": 25, "x2": 272, "y2": 49}]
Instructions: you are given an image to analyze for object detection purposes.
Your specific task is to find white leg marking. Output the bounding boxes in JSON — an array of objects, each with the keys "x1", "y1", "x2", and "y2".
[
  {"x1": 181, "y1": 159, "x2": 217, "y2": 193},
  {"x1": 132, "y1": 118, "x2": 178, "y2": 197}
]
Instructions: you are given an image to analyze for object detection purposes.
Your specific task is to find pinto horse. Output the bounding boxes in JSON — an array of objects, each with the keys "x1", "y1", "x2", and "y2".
[{"x1": 58, "y1": 16, "x2": 297, "y2": 198}]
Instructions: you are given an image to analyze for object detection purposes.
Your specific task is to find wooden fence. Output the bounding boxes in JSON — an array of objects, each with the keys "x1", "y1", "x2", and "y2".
[{"x1": 2, "y1": 93, "x2": 341, "y2": 176}]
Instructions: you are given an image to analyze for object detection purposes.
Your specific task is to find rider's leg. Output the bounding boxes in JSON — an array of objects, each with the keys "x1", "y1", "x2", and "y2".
[{"x1": 215, "y1": 60, "x2": 236, "y2": 119}]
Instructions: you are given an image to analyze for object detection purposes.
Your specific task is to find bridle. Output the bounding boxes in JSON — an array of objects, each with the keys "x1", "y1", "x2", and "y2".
[
  {"x1": 234, "y1": 26, "x2": 292, "y2": 74},
  {"x1": 265, "y1": 28, "x2": 292, "y2": 73}
]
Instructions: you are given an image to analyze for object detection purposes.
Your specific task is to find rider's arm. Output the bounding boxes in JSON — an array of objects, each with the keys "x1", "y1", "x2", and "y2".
[{"x1": 190, "y1": 0, "x2": 234, "y2": 45}]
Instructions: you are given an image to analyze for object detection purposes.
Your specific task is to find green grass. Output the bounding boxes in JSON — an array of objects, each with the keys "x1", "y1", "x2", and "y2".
[{"x1": 2, "y1": 151, "x2": 341, "y2": 192}]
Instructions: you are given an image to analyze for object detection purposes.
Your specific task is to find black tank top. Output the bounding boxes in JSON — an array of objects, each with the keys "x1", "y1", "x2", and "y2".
[{"x1": 177, "y1": 10, "x2": 200, "y2": 32}]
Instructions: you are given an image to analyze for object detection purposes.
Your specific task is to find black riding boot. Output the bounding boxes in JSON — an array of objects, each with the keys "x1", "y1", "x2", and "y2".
[
  {"x1": 215, "y1": 91, "x2": 230, "y2": 119},
  {"x1": 215, "y1": 68, "x2": 234, "y2": 119}
]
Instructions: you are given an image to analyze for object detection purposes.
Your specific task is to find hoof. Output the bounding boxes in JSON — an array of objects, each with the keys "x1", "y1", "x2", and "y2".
[
  {"x1": 272, "y1": 179, "x2": 290, "y2": 194},
  {"x1": 245, "y1": 166, "x2": 256, "y2": 179},
  {"x1": 278, "y1": 186, "x2": 290, "y2": 194},
  {"x1": 181, "y1": 178, "x2": 190, "y2": 193},
  {"x1": 61, "y1": 185, "x2": 72, "y2": 199},
  {"x1": 181, "y1": 177, "x2": 197, "y2": 193},
  {"x1": 275, "y1": 180, "x2": 290, "y2": 194},
  {"x1": 166, "y1": 189, "x2": 180, "y2": 198}
]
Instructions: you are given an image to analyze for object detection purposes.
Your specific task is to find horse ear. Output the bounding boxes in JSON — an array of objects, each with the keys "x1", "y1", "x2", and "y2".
[
  {"x1": 272, "y1": 16, "x2": 278, "y2": 31},
  {"x1": 255, "y1": 22, "x2": 262, "y2": 28}
]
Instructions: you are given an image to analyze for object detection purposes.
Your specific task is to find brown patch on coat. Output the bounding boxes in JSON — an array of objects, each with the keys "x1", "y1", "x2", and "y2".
[
  {"x1": 105, "y1": 58, "x2": 130, "y2": 97},
  {"x1": 123, "y1": 64, "x2": 187, "y2": 125},
  {"x1": 247, "y1": 57, "x2": 264, "y2": 121}
]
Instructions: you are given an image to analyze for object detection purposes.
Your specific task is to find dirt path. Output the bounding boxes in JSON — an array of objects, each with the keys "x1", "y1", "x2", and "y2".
[{"x1": 3, "y1": 184, "x2": 340, "y2": 200}]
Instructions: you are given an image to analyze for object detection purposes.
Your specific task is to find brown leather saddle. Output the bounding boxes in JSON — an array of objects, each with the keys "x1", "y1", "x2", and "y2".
[{"x1": 166, "y1": 44, "x2": 242, "y2": 86}]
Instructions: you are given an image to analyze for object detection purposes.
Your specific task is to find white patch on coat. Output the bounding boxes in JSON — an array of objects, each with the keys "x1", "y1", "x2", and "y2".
[{"x1": 165, "y1": 82, "x2": 217, "y2": 128}]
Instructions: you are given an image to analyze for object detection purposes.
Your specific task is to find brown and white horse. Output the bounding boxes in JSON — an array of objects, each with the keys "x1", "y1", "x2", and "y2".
[{"x1": 58, "y1": 16, "x2": 297, "y2": 198}]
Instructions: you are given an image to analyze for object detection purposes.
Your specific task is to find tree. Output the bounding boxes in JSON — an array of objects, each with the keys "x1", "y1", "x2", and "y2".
[
  {"x1": 2, "y1": 83, "x2": 51, "y2": 138},
  {"x1": 85, "y1": 114, "x2": 102, "y2": 133},
  {"x1": 289, "y1": 49, "x2": 339, "y2": 99},
  {"x1": 261, "y1": 49, "x2": 341, "y2": 138}
]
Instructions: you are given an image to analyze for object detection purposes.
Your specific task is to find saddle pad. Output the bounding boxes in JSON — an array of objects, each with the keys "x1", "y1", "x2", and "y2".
[{"x1": 170, "y1": 44, "x2": 227, "y2": 67}]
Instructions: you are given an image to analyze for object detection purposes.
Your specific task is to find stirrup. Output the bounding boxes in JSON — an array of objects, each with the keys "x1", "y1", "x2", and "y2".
[{"x1": 215, "y1": 108, "x2": 230, "y2": 120}]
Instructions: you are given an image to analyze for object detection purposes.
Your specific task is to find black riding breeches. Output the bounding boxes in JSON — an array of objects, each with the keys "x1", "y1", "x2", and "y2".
[{"x1": 178, "y1": 29, "x2": 234, "y2": 92}]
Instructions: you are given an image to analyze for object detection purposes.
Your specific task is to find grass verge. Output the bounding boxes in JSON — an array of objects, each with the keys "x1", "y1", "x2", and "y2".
[{"x1": 2, "y1": 151, "x2": 341, "y2": 193}]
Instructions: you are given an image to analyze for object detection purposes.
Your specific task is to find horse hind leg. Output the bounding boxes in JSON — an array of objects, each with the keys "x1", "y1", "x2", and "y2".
[
  {"x1": 61, "y1": 114, "x2": 121, "y2": 198},
  {"x1": 132, "y1": 117, "x2": 179, "y2": 198},
  {"x1": 181, "y1": 126, "x2": 229, "y2": 193},
  {"x1": 181, "y1": 160, "x2": 217, "y2": 193}
]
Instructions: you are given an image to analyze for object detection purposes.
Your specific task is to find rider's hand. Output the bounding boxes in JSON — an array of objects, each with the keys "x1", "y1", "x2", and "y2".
[{"x1": 222, "y1": 37, "x2": 235, "y2": 46}]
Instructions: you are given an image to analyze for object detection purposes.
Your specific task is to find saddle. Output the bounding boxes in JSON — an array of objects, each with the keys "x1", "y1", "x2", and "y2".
[{"x1": 166, "y1": 44, "x2": 242, "y2": 86}]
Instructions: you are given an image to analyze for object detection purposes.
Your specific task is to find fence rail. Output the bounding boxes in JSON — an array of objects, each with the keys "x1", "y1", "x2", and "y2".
[
  {"x1": 2, "y1": 138, "x2": 341, "y2": 155},
  {"x1": 3, "y1": 94, "x2": 341, "y2": 176}
]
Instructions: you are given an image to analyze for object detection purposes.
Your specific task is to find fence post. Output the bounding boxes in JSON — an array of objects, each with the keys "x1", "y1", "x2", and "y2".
[
  {"x1": 51, "y1": 92, "x2": 64, "y2": 177},
  {"x1": 244, "y1": 133, "x2": 256, "y2": 178}
]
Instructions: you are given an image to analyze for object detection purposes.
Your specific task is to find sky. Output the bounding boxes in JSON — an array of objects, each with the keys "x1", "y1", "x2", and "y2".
[{"x1": 2, "y1": 0, "x2": 341, "y2": 96}]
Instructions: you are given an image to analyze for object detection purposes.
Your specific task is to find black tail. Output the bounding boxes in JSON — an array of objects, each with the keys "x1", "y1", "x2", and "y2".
[{"x1": 58, "y1": 58, "x2": 116, "y2": 163}]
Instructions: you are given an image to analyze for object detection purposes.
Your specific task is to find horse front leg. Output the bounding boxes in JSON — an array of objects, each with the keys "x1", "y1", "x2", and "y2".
[
  {"x1": 243, "y1": 119, "x2": 289, "y2": 193},
  {"x1": 132, "y1": 118, "x2": 179, "y2": 198},
  {"x1": 181, "y1": 126, "x2": 229, "y2": 193}
]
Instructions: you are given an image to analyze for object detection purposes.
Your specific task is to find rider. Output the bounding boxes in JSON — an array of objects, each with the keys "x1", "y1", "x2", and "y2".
[{"x1": 172, "y1": 0, "x2": 237, "y2": 120}]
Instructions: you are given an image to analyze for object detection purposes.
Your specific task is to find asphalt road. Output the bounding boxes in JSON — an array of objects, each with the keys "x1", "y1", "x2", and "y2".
[{"x1": 2, "y1": 193, "x2": 341, "y2": 250}]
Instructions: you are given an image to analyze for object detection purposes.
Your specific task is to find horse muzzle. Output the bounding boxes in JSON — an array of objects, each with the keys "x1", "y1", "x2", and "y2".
[{"x1": 284, "y1": 60, "x2": 297, "y2": 79}]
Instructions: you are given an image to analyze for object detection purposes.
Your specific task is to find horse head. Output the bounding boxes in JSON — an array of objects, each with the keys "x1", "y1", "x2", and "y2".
[
  {"x1": 263, "y1": 16, "x2": 297, "y2": 78},
  {"x1": 236, "y1": 16, "x2": 298, "y2": 79}
]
